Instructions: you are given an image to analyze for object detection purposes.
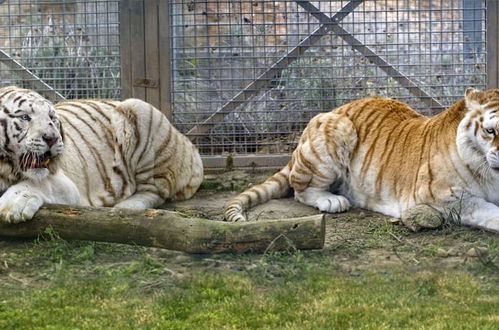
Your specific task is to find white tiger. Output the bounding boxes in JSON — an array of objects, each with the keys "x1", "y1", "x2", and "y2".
[{"x1": 0, "y1": 86, "x2": 203, "y2": 223}]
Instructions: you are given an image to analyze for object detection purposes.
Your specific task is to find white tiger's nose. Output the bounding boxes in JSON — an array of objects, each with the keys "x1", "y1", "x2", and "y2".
[{"x1": 42, "y1": 133, "x2": 58, "y2": 147}]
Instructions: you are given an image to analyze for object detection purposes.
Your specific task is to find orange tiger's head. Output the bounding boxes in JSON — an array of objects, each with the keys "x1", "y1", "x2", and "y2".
[
  {"x1": 458, "y1": 88, "x2": 499, "y2": 169},
  {"x1": 0, "y1": 86, "x2": 64, "y2": 181}
]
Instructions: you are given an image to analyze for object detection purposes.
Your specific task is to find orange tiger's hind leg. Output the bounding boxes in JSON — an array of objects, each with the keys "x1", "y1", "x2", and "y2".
[{"x1": 291, "y1": 113, "x2": 357, "y2": 213}]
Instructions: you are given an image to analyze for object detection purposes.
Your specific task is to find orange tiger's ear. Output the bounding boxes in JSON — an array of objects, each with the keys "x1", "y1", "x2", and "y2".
[
  {"x1": 464, "y1": 87, "x2": 480, "y2": 110},
  {"x1": 465, "y1": 87, "x2": 478, "y2": 99}
]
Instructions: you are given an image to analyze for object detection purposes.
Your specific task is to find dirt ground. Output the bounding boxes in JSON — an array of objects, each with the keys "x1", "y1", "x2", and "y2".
[
  {"x1": 163, "y1": 170, "x2": 499, "y2": 273},
  {"x1": 0, "y1": 170, "x2": 497, "y2": 288}
]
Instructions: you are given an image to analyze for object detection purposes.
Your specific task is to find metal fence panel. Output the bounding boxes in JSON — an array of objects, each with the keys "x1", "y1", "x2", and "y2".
[
  {"x1": 170, "y1": 0, "x2": 487, "y2": 155},
  {"x1": 0, "y1": 0, "x2": 121, "y2": 101},
  {"x1": 0, "y1": 0, "x2": 490, "y2": 160}
]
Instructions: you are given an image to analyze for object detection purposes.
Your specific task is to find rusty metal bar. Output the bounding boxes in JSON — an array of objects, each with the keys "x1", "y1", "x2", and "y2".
[
  {"x1": 186, "y1": 0, "x2": 365, "y2": 138},
  {"x1": 202, "y1": 154, "x2": 290, "y2": 171},
  {"x1": 0, "y1": 50, "x2": 65, "y2": 102},
  {"x1": 296, "y1": 1, "x2": 444, "y2": 110}
]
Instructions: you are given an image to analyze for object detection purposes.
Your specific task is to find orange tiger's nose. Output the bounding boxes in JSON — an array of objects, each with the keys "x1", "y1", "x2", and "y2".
[{"x1": 42, "y1": 134, "x2": 58, "y2": 147}]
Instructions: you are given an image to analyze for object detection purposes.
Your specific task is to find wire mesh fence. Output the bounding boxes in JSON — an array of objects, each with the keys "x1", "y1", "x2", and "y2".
[
  {"x1": 0, "y1": 0, "x2": 490, "y2": 158},
  {"x1": 0, "y1": 0, "x2": 121, "y2": 102},
  {"x1": 170, "y1": 0, "x2": 487, "y2": 155}
]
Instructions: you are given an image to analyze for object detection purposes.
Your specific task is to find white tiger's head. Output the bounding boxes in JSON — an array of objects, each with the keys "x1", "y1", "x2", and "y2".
[
  {"x1": 458, "y1": 88, "x2": 499, "y2": 171},
  {"x1": 0, "y1": 86, "x2": 64, "y2": 181}
]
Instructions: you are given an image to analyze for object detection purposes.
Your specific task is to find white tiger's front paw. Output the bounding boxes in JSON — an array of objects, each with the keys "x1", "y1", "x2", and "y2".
[
  {"x1": 114, "y1": 192, "x2": 165, "y2": 210},
  {"x1": 315, "y1": 195, "x2": 350, "y2": 213},
  {"x1": 114, "y1": 199, "x2": 146, "y2": 209},
  {"x1": 0, "y1": 189, "x2": 43, "y2": 224}
]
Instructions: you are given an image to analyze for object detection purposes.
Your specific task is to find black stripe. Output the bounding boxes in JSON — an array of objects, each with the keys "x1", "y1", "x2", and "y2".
[
  {"x1": 59, "y1": 113, "x2": 116, "y2": 198},
  {"x1": 64, "y1": 133, "x2": 92, "y2": 203},
  {"x1": 17, "y1": 131, "x2": 27, "y2": 143},
  {"x1": 81, "y1": 101, "x2": 112, "y2": 122},
  {"x1": 57, "y1": 104, "x2": 113, "y2": 147},
  {"x1": 59, "y1": 108, "x2": 105, "y2": 145},
  {"x1": 12, "y1": 121, "x2": 21, "y2": 133},
  {"x1": 0, "y1": 89, "x2": 16, "y2": 100},
  {"x1": 0, "y1": 119, "x2": 13, "y2": 153},
  {"x1": 135, "y1": 104, "x2": 155, "y2": 163}
]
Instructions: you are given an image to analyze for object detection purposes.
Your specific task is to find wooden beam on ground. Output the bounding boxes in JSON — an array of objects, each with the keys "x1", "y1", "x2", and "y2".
[{"x1": 0, "y1": 204, "x2": 325, "y2": 253}]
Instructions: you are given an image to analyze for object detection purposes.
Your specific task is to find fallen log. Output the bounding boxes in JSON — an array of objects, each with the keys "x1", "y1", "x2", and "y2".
[{"x1": 0, "y1": 204, "x2": 325, "y2": 253}]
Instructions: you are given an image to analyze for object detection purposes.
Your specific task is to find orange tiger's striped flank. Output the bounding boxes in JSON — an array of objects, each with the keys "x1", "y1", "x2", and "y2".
[{"x1": 225, "y1": 89, "x2": 499, "y2": 232}]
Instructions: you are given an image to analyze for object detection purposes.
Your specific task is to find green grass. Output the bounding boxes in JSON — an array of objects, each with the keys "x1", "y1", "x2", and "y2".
[
  {"x1": 1, "y1": 207, "x2": 498, "y2": 329},
  {"x1": 1, "y1": 236, "x2": 498, "y2": 329},
  {"x1": 1, "y1": 261, "x2": 497, "y2": 329}
]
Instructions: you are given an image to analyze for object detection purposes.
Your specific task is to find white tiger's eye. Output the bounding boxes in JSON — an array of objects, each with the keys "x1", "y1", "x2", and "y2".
[
  {"x1": 19, "y1": 114, "x2": 31, "y2": 121},
  {"x1": 485, "y1": 128, "x2": 496, "y2": 135}
]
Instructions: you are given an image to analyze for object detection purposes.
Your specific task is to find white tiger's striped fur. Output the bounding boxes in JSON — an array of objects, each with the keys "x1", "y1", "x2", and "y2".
[
  {"x1": 0, "y1": 86, "x2": 203, "y2": 223},
  {"x1": 225, "y1": 88, "x2": 499, "y2": 232}
]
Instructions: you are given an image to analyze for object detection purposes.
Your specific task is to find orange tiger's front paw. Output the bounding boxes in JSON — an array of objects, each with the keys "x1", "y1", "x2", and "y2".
[
  {"x1": 295, "y1": 188, "x2": 351, "y2": 213},
  {"x1": 314, "y1": 195, "x2": 350, "y2": 213}
]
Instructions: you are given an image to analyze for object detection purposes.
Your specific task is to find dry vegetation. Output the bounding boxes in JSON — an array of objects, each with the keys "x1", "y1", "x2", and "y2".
[{"x1": 0, "y1": 0, "x2": 120, "y2": 100}]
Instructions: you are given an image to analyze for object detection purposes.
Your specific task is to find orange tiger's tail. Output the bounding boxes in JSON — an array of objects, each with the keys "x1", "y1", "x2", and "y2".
[{"x1": 224, "y1": 163, "x2": 292, "y2": 222}]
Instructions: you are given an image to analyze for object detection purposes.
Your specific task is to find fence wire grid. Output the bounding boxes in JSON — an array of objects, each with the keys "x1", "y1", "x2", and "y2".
[
  {"x1": 171, "y1": 0, "x2": 487, "y2": 155},
  {"x1": 0, "y1": 0, "x2": 489, "y2": 157},
  {"x1": 0, "y1": 0, "x2": 120, "y2": 101}
]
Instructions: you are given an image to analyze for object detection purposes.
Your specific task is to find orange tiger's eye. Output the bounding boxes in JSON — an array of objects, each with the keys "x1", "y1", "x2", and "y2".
[{"x1": 485, "y1": 128, "x2": 496, "y2": 135}]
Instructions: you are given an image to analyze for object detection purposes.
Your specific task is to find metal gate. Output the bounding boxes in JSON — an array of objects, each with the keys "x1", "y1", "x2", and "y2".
[{"x1": 165, "y1": 0, "x2": 491, "y2": 164}]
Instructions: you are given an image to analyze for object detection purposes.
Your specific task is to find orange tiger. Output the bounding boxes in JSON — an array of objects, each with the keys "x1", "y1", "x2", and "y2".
[
  {"x1": 225, "y1": 88, "x2": 499, "y2": 232},
  {"x1": 0, "y1": 86, "x2": 203, "y2": 223}
]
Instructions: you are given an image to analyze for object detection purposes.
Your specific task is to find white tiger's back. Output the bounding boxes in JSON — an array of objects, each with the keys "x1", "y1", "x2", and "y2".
[{"x1": 56, "y1": 98, "x2": 203, "y2": 208}]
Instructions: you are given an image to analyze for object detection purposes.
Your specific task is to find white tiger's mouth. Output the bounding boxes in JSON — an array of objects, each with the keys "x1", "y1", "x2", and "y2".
[{"x1": 20, "y1": 152, "x2": 52, "y2": 171}]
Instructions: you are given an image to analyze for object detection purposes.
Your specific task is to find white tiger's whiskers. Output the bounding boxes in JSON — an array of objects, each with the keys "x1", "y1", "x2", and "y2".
[{"x1": 17, "y1": 151, "x2": 40, "y2": 172}]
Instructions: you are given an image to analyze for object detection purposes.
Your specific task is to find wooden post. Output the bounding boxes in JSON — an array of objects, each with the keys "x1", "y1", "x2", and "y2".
[
  {"x1": 158, "y1": 1, "x2": 172, "y2": 120},
  {"x1": 487, "y1": 0, "x2": 499, "y2": 89},
  {"x1": 119, "y1": 0, "x2": 133, "y2": 99},
  {"x1": 119, "y1": 0, "x2": 172, "y2": 119}
]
